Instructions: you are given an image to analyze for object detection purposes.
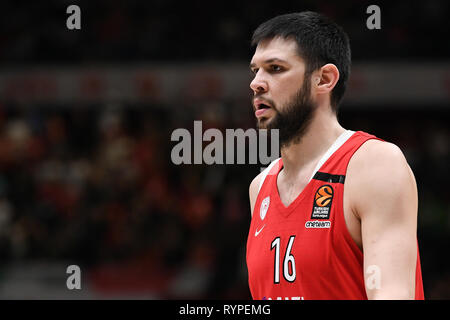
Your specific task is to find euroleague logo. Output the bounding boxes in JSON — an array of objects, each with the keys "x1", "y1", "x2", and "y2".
[
  {"x1": 315, "y1": 185, "x2": 333, "y2": 207},
  {"x1": 311, "y1": 184, "x2": 333, "y2": 219}
]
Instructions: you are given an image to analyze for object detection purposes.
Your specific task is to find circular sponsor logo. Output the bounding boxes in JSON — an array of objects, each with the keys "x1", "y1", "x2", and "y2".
[
  {"x1": 260, "y1": 196, "x2": 270, "y2": 220},
  {"x1": 314, "y1": 185, "x2": 333, "y2": 207}
]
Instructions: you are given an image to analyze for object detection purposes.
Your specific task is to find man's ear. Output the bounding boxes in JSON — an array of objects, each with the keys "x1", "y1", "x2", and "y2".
[{"x1": 315, "y1": 63, "x2": 340, "y2": 94}]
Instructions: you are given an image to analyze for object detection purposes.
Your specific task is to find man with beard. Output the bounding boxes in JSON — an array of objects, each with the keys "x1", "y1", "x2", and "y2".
[{"x1": 246, "y1": 12, "x2": 424, "y2": 300}]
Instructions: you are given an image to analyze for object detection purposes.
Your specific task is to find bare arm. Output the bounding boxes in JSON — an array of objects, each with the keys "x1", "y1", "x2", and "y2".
[{"x1": 347, "y1": 140, "x2": 419, "y2": 299}]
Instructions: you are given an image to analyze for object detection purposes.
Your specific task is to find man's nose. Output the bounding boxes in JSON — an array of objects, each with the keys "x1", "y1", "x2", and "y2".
[{"x1": 250, "y1": 72, "x2": 268, "y2": 94}]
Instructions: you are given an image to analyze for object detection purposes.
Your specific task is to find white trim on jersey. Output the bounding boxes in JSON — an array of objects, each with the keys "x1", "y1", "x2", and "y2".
[
  {"x1": 307, "y1": 130, "x2": 355, "y2": 183},
  {"x1": 256, "y1": 130, "x2": 355, "y2": 196},
  {"x1": 258, "y1": 157, "x2": 281, "y2": 193}
]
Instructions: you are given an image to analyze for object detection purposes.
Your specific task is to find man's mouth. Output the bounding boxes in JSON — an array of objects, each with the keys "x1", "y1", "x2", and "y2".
[
  {"x1": 254, "y1": 99, "x2": 274, "y2": 118},
  {"x1": 258, "y1": 103, "x2": 271, "y2": 110},
  {"x1": 254, "y1": 98, "x2": 273, "y2": 110}
]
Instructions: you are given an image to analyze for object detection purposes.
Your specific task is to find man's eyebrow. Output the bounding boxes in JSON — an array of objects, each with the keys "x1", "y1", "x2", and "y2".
[{"x1": 249, "y1": 58, "x2": 288, "y2": 69}]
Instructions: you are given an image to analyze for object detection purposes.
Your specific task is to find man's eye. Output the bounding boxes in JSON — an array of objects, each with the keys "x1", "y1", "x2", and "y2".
[
  {"x1": 251, "y1": 68, "x2": 259, "y2": 75},
  {"x1": 270, "y1": 65, "x2": 282, "y2": 72}
]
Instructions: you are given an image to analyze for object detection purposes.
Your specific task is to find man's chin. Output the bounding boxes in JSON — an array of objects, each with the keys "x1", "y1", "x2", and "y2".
[{"x1": 257, "y1": 116, "x2": 276, "y2": 130}]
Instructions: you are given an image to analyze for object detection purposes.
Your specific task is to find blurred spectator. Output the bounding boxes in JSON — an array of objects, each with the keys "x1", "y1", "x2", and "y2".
[{"x1": 0, "y1": 103, "x2": 446, "y2": 298}]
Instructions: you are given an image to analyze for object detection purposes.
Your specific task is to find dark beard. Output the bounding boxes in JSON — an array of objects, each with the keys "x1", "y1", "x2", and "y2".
[{"x1": 257, "y1": 77, "x2": 316, "y2": 148}]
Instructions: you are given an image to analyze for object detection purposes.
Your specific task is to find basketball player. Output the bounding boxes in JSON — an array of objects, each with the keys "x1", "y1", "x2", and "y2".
[{"x1": 246, "y1": 12, "x2": 424, "y2": 300}]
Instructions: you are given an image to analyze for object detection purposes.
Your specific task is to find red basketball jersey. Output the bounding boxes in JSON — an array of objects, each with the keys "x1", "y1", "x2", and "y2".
[{"x1": 246, "y1": 130, "x2": 424, "y2": 300}]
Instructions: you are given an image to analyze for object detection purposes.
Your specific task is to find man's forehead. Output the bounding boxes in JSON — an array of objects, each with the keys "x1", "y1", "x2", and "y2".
[{"x1": 250, "y1": 37, "x2": 302, "y2": 65}]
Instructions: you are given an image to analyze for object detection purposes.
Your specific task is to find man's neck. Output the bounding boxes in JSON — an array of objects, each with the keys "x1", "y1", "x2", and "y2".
[{"x1": 280, "y1": 108, "x2": 346, "y2": 178}]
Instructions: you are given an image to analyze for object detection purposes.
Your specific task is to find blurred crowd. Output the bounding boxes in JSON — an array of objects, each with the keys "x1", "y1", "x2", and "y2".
[
  {"x1": 0, "y1": 0, "x2": 449, "y2": 65},
  {"x1": 0, "y1": 101, "x2": 257, "y2": 298},
  {"x1": 0, "y1": 101, "x2": 448, "y2": 298}
]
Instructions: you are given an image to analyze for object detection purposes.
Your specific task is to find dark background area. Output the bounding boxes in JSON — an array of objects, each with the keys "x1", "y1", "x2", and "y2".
[
  {"x1": 0, "y1": 0, "x2": 448, "y2": 299},
  {"x1": 1, "y1": 0, "x2": 449, "y2": 64}
]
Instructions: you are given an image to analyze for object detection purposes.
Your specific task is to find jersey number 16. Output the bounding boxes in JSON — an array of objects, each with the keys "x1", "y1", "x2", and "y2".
[{"x1": 271, "y1": 235, "x2": 296, "y2": 283}]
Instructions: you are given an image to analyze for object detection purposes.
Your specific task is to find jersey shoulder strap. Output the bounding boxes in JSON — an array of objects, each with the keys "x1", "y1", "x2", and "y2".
[{"x1": 258, "y1": 157, "x2": 281, "y2": 193}]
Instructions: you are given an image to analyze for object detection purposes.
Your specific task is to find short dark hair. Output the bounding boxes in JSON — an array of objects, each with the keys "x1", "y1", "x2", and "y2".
[{"x1": 251, "y1": 11, "x2": 351, "y2": 113}]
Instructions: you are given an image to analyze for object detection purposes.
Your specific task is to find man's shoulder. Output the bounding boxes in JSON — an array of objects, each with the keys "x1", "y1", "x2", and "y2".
[
  {"x1": 346, "y1": 138, "x2": 416, "y2": 218},
  {"x1": 351, "y1": 138, "x2": 406, "y2": 166},
  {"x1": 249, "y1": 158, "x2": 281, "y2": 216},
  {"x1": 250, "y1": 158, "x2": 281, "y2": 189},
  {"x1": 249, "y1": 171, "x2": 264, "y2": 195},
  {"x1": 249, "y1": 171, "x2": 264, "y2": 218}
]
